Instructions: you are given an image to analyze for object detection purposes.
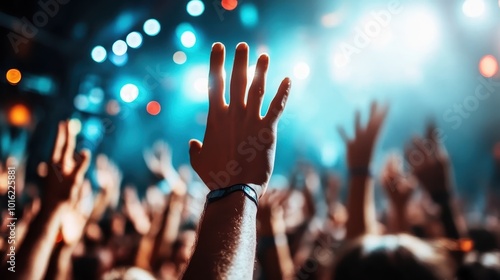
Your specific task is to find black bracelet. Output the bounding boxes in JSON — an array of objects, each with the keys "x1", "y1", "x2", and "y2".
[
  {"x1": 207, "y1": 184, "x2": 259, "y2": 207},
  {"x1": 348, "y1": 166, "x2": 371, "y2": 177}
]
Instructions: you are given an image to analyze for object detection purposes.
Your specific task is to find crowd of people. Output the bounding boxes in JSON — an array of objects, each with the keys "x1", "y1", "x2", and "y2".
[{"x1": 1, "y1": 42, "x2": 500, "y2": 279}]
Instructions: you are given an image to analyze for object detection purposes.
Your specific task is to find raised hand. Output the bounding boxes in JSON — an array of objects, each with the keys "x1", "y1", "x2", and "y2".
[
  {"x1": 338, "y1": 102, "x2": 388, "y2": 170},
  {"x1": 405, "y1": 124, "x2": 451, "y2": 195},
  {"x1": 257, "y1": 189, "x2": 289, "y2": 236},
  {"x1": 11, "y1": 121, "x2": 91, "y2": 280},
  {"x1": 340, "y1": 102, "x2": 388, "y2": 239},
  {"x1": 60, "y1": 179, "x2": 93, "y2": 245},
  {"x1": 381, "y1": 153, "x2": 416, "y2": 208},
  {"x1": 95, "y1": 154, "x2": 122, "y2": 209},
  {"x1": 123, "y1": 185, "x2": 151, "y2": 235},
  {"x1": 143, "y1": 140, "x2": 175, "y2": 179},
  {"x1": 188, "y1": 42, "x2": 291, "y2": 197},
  {"x1": 44, "y1": 121, "x2": 91, "y2": 207}
]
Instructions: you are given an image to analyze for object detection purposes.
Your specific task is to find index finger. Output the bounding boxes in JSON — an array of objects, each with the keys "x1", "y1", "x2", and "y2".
[{"x1": 208, "y1": 43, "x2": 226, "y2": 110}]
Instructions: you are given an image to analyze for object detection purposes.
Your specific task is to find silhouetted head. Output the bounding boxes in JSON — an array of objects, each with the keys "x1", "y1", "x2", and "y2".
[{"x1": 333, "y1": 234, "x2": 455, "y2": 280}]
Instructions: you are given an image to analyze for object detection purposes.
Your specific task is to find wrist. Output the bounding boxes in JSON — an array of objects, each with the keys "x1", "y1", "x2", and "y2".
[
  {"x1": 207, "y1": 184, "x2": 260, "y2": 207},
  {"x1": 348, "y1": 166, "x2": 371, "y2": 178}
]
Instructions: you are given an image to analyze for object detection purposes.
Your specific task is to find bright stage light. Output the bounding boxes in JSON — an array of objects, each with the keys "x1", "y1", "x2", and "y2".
[
  {"x1": 185, "y1": 65, "x2": 209, "y2": 102},
  {"x1": 194, "y1": 78, "x2": 208, "y2": 95},
  {"x1": 173, "y1": 51, "x2": 187, "y2": 64},
  {"x1": 402, "y1": 8, "x2": 440, "y2": 54},
  {"x1": 479, "y1": 55, "x2": 499, "y2": 78},
  {"x1": 143, "y1": 19, "x2": 161, "y2": 36},
  {"x1": 239, "y1": 3, "x2": 258, "y2": 28},
  {"x1": 126, "y1": 31, "x2": 143, "y2": 48},
  {"x1": 91, "y1": 46, "x2": 107, "y2": 63},
  {"x1": 120, "y1": 84, "x2": 139, "y2": 103},
  {"x1": 187, "y1": 0, "x2": 205, "y2": 17},
  {"x1": 294, "y1": 62, "x2": 310, "y2": 80},
  {"x1": 181, "y1": 31, "x2": 196, "y2": 48},
  {"x1": 112, "y1": 40, "x2": 128, "y2": 56},
  {"x1": 462, "y1": 0, "x2": 485, "y2": 18},
  {"x1": 247, "y1": 64, "x2": 256, "y2": 84}
]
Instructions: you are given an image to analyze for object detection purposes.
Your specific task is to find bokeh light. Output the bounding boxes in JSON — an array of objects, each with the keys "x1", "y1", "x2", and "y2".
[
  {"x1": 8, "y1": 104, "x2": 31, "y2": 127},
  {"x1": 479, "y1": 55, "x2": 499, "y2": 78},
  {"x1": 110, "y1": 53, "x2": 128, "y2": 67},
  {"x1": 68, "y1": 118, "x2": 82, "y2": 135},
  {"x1": 91, "y1": 46, "x2": 107, "y2": 63},
  {"x1": 222, "y1": 0, "x2": 238, "y2": 11},
  {"x1": 120, "y1": 83, "x2": 139, "y2": 103},
  {"x1": 462, "y1": 0, "x2": 485, "y2": 18},
  {"x1": 187, "y1": 0, "x2": 205, "y2": 17},
  {"x1": 112, "y1": 40, "x2": 128, "y2": 56},
  {"x1": 403, "y1": 8, "x2": 440, "y2": 53},
  {"x1": 126, "y1": 31, "x2": 143, "y2": 48},
  {"x1": 143, "y1": 19, "x2": 161, "y2": 36},
  {"x1": 106, "y1": 100, "x2": 121, "y2": 115},
  {"x1": 173, "y1": 51, "x2": 187, "y2": 64},
  {"x1": 74, "y1": 94, "x2": 89, "y2": 111},
  {"x1": 146, "y1": 101, "x2": 161, "y2": 115},
  {"x1": 6, "y1": 68, "x2": 22, "y2": 85},
  {"x1": 180, "y1": 31, "x2": 197, "y2": 48},
  {"x1": 239, "y1": 3, "x2": 258, "y2": 28},
  {"x1": 293, "y1": 62, "x2": 310, "y2": 80}
]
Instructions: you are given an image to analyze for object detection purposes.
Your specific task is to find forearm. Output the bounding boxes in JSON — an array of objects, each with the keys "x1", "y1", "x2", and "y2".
[
  {"x1": 12, "y1": 203, "x2": 65, "y2": 280},
  {"x1": 345, "y1": 175, "x2": 376, "y2": 239},
  {"x1": 182, "y1": 191, "x2": 257, "y2": 280},
  {"x1": 387, "y1": 203, "x2": 409, "y2": 234},
  {"x1": 44, "y1": 243, "x2": 74, "y2": 280},
  {"x1": 258, "y1": 219, "x2": 294, "y2": 279},
  {"x1": 432, "y1": 195, "x2": 465, "y2": 239}
]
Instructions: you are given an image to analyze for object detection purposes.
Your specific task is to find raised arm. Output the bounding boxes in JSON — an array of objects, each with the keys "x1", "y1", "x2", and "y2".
[
  {"x1": 380, "y1": 153, "x2": 416, "y2": 233},
  {"x1": 7, "y1": 121, "x2": 91, "y2": 280},
  {"x1": 406, "y1": 125, "x2": 466, "y2": 239},
  {"x1": 338, "y1": 103, "x2": 388, "y2": 240},
  {"x1": 182, "y1": 42, "x2": 291, "y2": 279}
]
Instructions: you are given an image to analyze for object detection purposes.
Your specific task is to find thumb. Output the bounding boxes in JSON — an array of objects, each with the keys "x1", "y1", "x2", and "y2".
[{"x1": 188, "y1": 139, "x2": 202, "y2": 161}]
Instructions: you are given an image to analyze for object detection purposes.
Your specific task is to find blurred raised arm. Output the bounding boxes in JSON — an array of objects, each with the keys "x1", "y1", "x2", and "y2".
[
  {"x1": 338, "y1": 102, "x2": 388, "y2": 240},
  {"x1": 406, "y1": 125, "x2": 466, "y2": 239},
  {"x1": 8, "y1": 121, "x2": 90, "y2": 280}
]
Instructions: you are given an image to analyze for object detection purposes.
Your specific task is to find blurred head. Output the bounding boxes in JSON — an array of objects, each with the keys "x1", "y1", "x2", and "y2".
[
  {"x1": 173, "y1": 225, "x2": 197, "y2": 272},
  {"x1": 333, "y1": 234, "x2": 455, "y2": 280}
]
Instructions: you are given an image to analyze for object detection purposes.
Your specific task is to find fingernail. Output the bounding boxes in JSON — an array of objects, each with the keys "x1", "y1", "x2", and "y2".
[{"x1": 236, "y1": 42, "x2": 248, "y2": 51}]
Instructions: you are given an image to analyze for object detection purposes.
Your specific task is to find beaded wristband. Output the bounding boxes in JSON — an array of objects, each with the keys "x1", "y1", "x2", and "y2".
[{"x1": 207, "y1": 184, "x2": 259, "y2": 207}]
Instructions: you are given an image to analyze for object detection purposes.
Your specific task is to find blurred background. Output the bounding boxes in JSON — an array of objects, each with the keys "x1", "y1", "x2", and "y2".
[{"x1": 0, "y1": 0, "x2": 499, "y2": 199}]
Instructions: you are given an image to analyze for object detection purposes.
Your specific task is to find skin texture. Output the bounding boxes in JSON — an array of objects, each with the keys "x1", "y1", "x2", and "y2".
[{"x1": 182, "y1": 42, "x2": 291, "y2": 279}]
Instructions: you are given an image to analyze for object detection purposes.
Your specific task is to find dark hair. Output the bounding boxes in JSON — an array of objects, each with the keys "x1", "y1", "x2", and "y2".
[{"x1": 333, "y1": 234, "x2": 455, "y2": 280}]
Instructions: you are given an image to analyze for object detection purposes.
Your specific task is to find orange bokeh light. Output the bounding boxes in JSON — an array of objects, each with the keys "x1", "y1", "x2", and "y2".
[
  {"x1": 8, "y1": 104, "x2": 31, "y2": 126},
  {"x1": 6, "y1": 69, "x2": 22, "y2": 85},
  {"x1": 146, "y1": 101, "x2": 161, "y2": 116},
  {"x1": 479, "y1": 55, "x2": 499, "y2": 78},
  {"x1": 221, "y1": 0, "x2": 238, "y2": 11},
  {"x1": 459, "y1": 239, "x2": 474, "y2": 252}
]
